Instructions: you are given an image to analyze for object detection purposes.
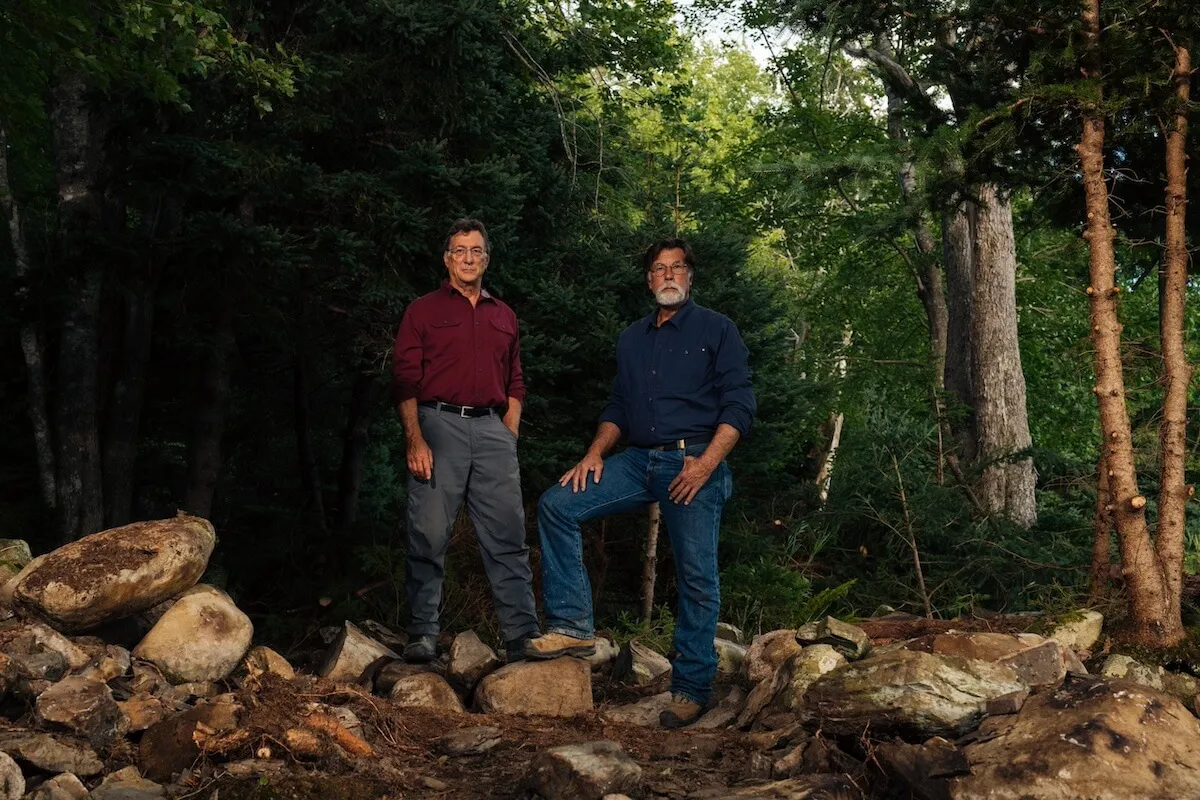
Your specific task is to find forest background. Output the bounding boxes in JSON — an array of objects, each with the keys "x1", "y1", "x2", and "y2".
[{"x1": 1, "y1": 0, "x2": 1198, "y2": 654}]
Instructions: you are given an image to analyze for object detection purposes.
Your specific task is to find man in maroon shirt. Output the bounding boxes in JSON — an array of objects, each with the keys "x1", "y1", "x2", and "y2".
[{"x1": 391, "y1": 219, "x2": 538, "y2": 663}]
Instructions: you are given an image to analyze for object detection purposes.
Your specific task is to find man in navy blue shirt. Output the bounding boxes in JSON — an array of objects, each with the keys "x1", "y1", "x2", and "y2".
[{"x1": 524, "y1": 237, "x2": 756, "y2": 728}]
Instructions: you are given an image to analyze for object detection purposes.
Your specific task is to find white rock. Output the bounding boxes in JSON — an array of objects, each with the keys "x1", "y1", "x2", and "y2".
[
  {"x1": 1100, "y1": 654, "x2": 1164, "y2": 690},
  {"x1": 132, "y1": 584, "x2": 253, "y2": 683},
  {"x1": 317, "y1": 621, "x2": 397, "y2": 683},
  {"x1": 612, "y1": 641, "x2": 670, "y2": 686},
  {"x1": 715, "y1": 638, "x2": 746, "y2": 676},
  {"x1": 1049, "y1": 610, "x2": 1103, "y2": 653}
]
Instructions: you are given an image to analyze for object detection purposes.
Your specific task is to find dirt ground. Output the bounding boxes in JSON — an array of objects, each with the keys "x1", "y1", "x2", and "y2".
[{"x1": 173, "y1": 672, "x2": 759, "y2": 800}]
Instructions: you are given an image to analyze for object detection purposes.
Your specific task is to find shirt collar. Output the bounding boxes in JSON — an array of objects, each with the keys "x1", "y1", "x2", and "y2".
[
  {"x1": 644, "y1": 298, "x2": 695, "y2": 330},
  {"x1": 442, "y1": 279, "x2": 492, "y2": 301}
]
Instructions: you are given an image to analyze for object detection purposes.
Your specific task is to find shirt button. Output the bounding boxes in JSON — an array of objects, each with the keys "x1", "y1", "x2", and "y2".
[
  {"x1": 651, "y1": 370, "x2": 656, "y2": 375},
  {"x1": 650, "y1": 427, "x2": 656, "y2": 432}
]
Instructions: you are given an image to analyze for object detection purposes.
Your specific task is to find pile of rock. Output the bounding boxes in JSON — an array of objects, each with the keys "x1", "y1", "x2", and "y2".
[{"x1": 2, "y1": 512, "x2": 1200, "y2": 800}]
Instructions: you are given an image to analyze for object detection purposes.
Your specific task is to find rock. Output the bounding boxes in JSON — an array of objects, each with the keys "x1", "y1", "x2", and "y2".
[
  {"x1": 23, "y1": 624, "x2": 90, "y2": 671},
  {"x1": 1048, "y1": 610, "x2": 1103, "y2": 653},
  {"x1": 476, "y1": 658, "x2": 592, "y2": 717},
  {"x1": 373, "y1": 660, "x2": 438, "y2": 695},
  {"x1": 8, "y1": 651, "x2": 65, "y2": 682},
  {"x1": 25, "y1": 772, "x2": 87, "y2": 800},
  {"x1": 985, "y1": 689, "x2": 1029, "y2": 715},
  {"x1": 775, "y1": 645, "x2": 846, "y2": 711},
  {"x1": 78, "y1": 645, "x2": 131, "y2": 682},
  {"x1": 658, "y1": 734, "x2": 724, "y2": 761},
  {"x1": 1162, "y1": 670, "x2": 1199, "y2": 703},
  {"x1": 9, "y1": 514, "x2": 215, "y2": 632},
  {"x1": 34, "y1": 676, "x2": 124, "y2": 747},
  {"x1": 716, "y1": 622, "x2": 745, "y2": 644},
  {"x1": 0, "y1": 751, "x2": 21, "y2": 800},
  {"x1": 715, "y1": 638, "x2": 746, "y2": 676},
  {"x1": 117, "y1": 693, "x2": 172, "y2": 733},
  {"x1": 796, "y1": 617, "x2": 871, "y2": 660},
  {"x1": 89, "y1": 771, "x2": 165, "y2": 800},
  {"x1": 0, "y1": 541, "x2": 30, "y2": 573},
  {"x1": 527, "y1": 741, "x2": 641, "y2": 800},
  {"x1": 949, "y1": 676, "x2": 1200, "y2": 799},
  {"x1": 737, "y1": 657, "x2": 798, "y2": 729},
  {"x1": 585, "y1": 637, "x2": 620, "y2": 669},
  {"x1": 1099, "y1": 654, "x2": 1164, "y2": 690},
  {"x1": 138, "y1": 701, "x2": 242, "y2": 781},
  {"x1": 236, "y1": 645, "x2": 295, "y2": 683},
  {"x1": 435, "y1": 726, "x2": 502, "y2": 756},
  {"x1": 601, "y1": 691, "x2": 673, "y2": 726},
  {"x1": 317, "y1": 621, "x2": 398, "y2": 684},
  {"x1": 357, "y1": 620, "x2": 407, "y2": 651},
  {"x1": 801, "y1": 649, "x2": 1027, "y2": 740},
  {"x1": 127, "y1": 661, "x2": 171, "y2": 697},
  {"x1": 0, "y1": 731, "x2": 102, "y2": 776},
  {"x1": 446, "y1": 631, "x2": 501, "y2": 694},
  {"x1": 901, "y1": 632, "x2": 1071, "y2": 688},
  {"x1": 692, "y1": 685, "x2": 746, "y2": 729},
  {"x1": 132, "y1": 584, "x2": 253, "y2": 683},
  {"x1": 692, "y1": 774, "x2": 863, "y2": 798},
  {"x1": 876, "y1": 737, "x2": 968, "y2": 799},
  {"x1": 612, "y1": 641, "x2": 670, "y2": 686},
  {"x1": 744, "y1": 630, "x2": 804, "y2": 684},
  {"x1": 169, "y1": 681, "x2": 219, "y2": 702},
  {"x1": 218, "y1": 759, "x2": 287, "y2": 779},
  {"x1": 388, "y1": 673, "x2": 465, "y2": 713}
]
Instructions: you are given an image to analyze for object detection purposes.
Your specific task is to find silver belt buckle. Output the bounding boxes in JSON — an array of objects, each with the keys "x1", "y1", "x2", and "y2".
[
  {"x1": 460, "y1": 405, "x2": 472, "y2": 418},
  {"x1": 677, "y1": 438, "x2": 686, "y2": 450}
]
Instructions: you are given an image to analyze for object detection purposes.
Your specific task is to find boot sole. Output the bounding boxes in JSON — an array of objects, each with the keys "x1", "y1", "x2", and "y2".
[{"x1": 524, "y1": 645, "x2": 596, "y2": 660}]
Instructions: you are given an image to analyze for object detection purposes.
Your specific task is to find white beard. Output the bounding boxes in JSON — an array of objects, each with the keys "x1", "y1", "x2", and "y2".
[{"x1": 655, "y1": 285, "x2": 688, "y2": 308}]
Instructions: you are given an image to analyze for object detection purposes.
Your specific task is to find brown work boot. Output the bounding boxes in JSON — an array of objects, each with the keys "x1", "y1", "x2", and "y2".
[
  {"x1": 522, "y1": 632, "x2": 597, "y2": 660},
  {"x1": 659, "y1": 693, "x2": 703, "y2": 729}
]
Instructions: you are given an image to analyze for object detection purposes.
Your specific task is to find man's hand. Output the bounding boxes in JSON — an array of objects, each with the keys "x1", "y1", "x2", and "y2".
[
  {"x1": 407, "y1": 437, "x2": 434, "y2": 481},
  {"x1": 503, "y1": 410, "x2": 520, "y2": 439},
  {"x1": 669, "y1": 456, "x2": 717, "y2": 505},
  {"x1": 560, "y1": 452, "x2": 605, "y2": 493}
]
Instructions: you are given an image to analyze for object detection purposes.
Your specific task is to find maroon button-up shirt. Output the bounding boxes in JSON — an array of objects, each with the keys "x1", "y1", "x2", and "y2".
[{"x1": 392, "y1": 281, "x2": 526, "y2": 408}]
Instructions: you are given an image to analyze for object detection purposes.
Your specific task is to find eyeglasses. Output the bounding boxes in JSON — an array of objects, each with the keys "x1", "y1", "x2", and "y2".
[
  {"x1": 650, "y1": 262, "x2": 689, "y2": 277},
  {"x1": 448, "y1": 246, "x2": 487, "y2": 260}
]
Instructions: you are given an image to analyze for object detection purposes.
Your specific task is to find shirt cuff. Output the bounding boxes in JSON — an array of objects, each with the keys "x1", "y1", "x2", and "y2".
[
  {"x1": 598, "y1": 406, "x2": 627, "y2": 433},
  {"x1": 717, "y1": 407, "x2": 753, "y2": 436}
]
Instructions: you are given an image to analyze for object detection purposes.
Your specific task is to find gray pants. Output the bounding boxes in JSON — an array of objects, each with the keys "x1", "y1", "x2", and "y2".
[{"x1": 406, "y1": 405, "x2": 538, "y2": 643}]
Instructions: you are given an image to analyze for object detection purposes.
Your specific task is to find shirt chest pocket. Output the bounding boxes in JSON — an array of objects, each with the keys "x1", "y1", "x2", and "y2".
[
  {"x1": 675, "y1": 344, "x2": 713, "y2": 386},
  {"x1": 426, "y1": 319, "x2": 464, "y2": 359},
  {"x1": 488, "y1": 317, "x2": 515, "y2": 360}
]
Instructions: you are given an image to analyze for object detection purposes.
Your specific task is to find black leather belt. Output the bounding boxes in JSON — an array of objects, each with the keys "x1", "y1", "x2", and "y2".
[
  {"x1": 646, "y1": 436, "x2": 712, "y2": 451},
  {"x1": 420, "y1": 401, "x2": 504, "y2": 418}
]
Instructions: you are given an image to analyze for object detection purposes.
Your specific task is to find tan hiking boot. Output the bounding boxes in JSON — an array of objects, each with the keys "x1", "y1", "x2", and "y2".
[
  {"x1": 659, "y1": 693, "x2": 703, "y2": 729},
  {"x1": 522, "y1": 632, "x2": 597, "y2": 660}
]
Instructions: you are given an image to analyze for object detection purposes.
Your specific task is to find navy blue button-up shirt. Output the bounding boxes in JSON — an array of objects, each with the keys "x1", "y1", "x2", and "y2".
[{"x1": 599, "y1": 300, "x2": 756, "y2": 447}]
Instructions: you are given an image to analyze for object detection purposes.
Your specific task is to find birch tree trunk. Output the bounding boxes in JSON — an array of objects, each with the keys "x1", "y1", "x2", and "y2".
[
  {"x1": 0, "y1": 123, "x2": 56, "y2": 511},
  {"x1": 970, "y1": 184, "x2": 1037, "y2": 528},
  {"x1": 1078, "y1": 0, "x2": 1181, "y2": 646}
]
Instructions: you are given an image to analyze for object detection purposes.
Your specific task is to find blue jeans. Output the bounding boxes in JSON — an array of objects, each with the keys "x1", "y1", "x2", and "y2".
[{"x1": 537, "y1": 445, "x2": 732, "y2": 706}]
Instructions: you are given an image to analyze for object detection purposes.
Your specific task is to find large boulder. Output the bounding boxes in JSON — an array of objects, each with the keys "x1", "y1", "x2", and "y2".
[
  {"x1": 949, "y1": 676, "x2": 1200, "y2": 799},
  {"x1": 774, "y1": 645, "x2": 846, "y2": 711},
  {"x1": 9, "y1": 514, "x2": 215, "y2": 631},
  {"x1": 801, "y1": 649, "x2": 1027, "y2": 740},
  {"x1": 476, "y1": 658, "x2": 593, "y2": 717},
  {"x1": 132, "y1": 584, "x2": 253, "y2": 683},
  {"x1": 900, "y1": 632, "x2": 1077, "y2": 688}
]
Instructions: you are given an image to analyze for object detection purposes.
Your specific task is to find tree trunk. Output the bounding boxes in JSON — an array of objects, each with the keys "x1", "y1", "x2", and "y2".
[
  {"x1": 294, "y1": 347, "x2": 327, "y2": 530},
  {"x1": 641, "y1": 503, "x2": 661, "y2": 628},
  {"x1": 1090, "y1": 451, "x2": 1113, "y2": 602},
  {"x1": 50, "y1": 72, "x2": 106, "y2": 541},
  {"x1": 1155, "y1": 41, "x2": 1192, "y2": 617},
  {"x1": 942, "y1": 199, "x2": 977, "y2": 462},
  {"x1": 0, "y1": 123, "x2": 56, "y2": 511},
  {"x1": 336, "y1": 372, "x2": 380, "y2": 529},
  {"x1": 970, "y1": 184, "x2": 1037, "y2": 528},
  {"x1": 182, "y1": 295, "x2": 235, "y2": 520},
  {"x1": 1078, "y1": 0, "x2": 1181, "y2": 647}
]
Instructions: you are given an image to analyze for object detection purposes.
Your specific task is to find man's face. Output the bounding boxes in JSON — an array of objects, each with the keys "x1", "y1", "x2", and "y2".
[
  {"x1": 647, "y1": 247, "x2": 691, "y2": 309},
  {"x1": 444, "y1": 230, "x2": 489, "y2": 287}
]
